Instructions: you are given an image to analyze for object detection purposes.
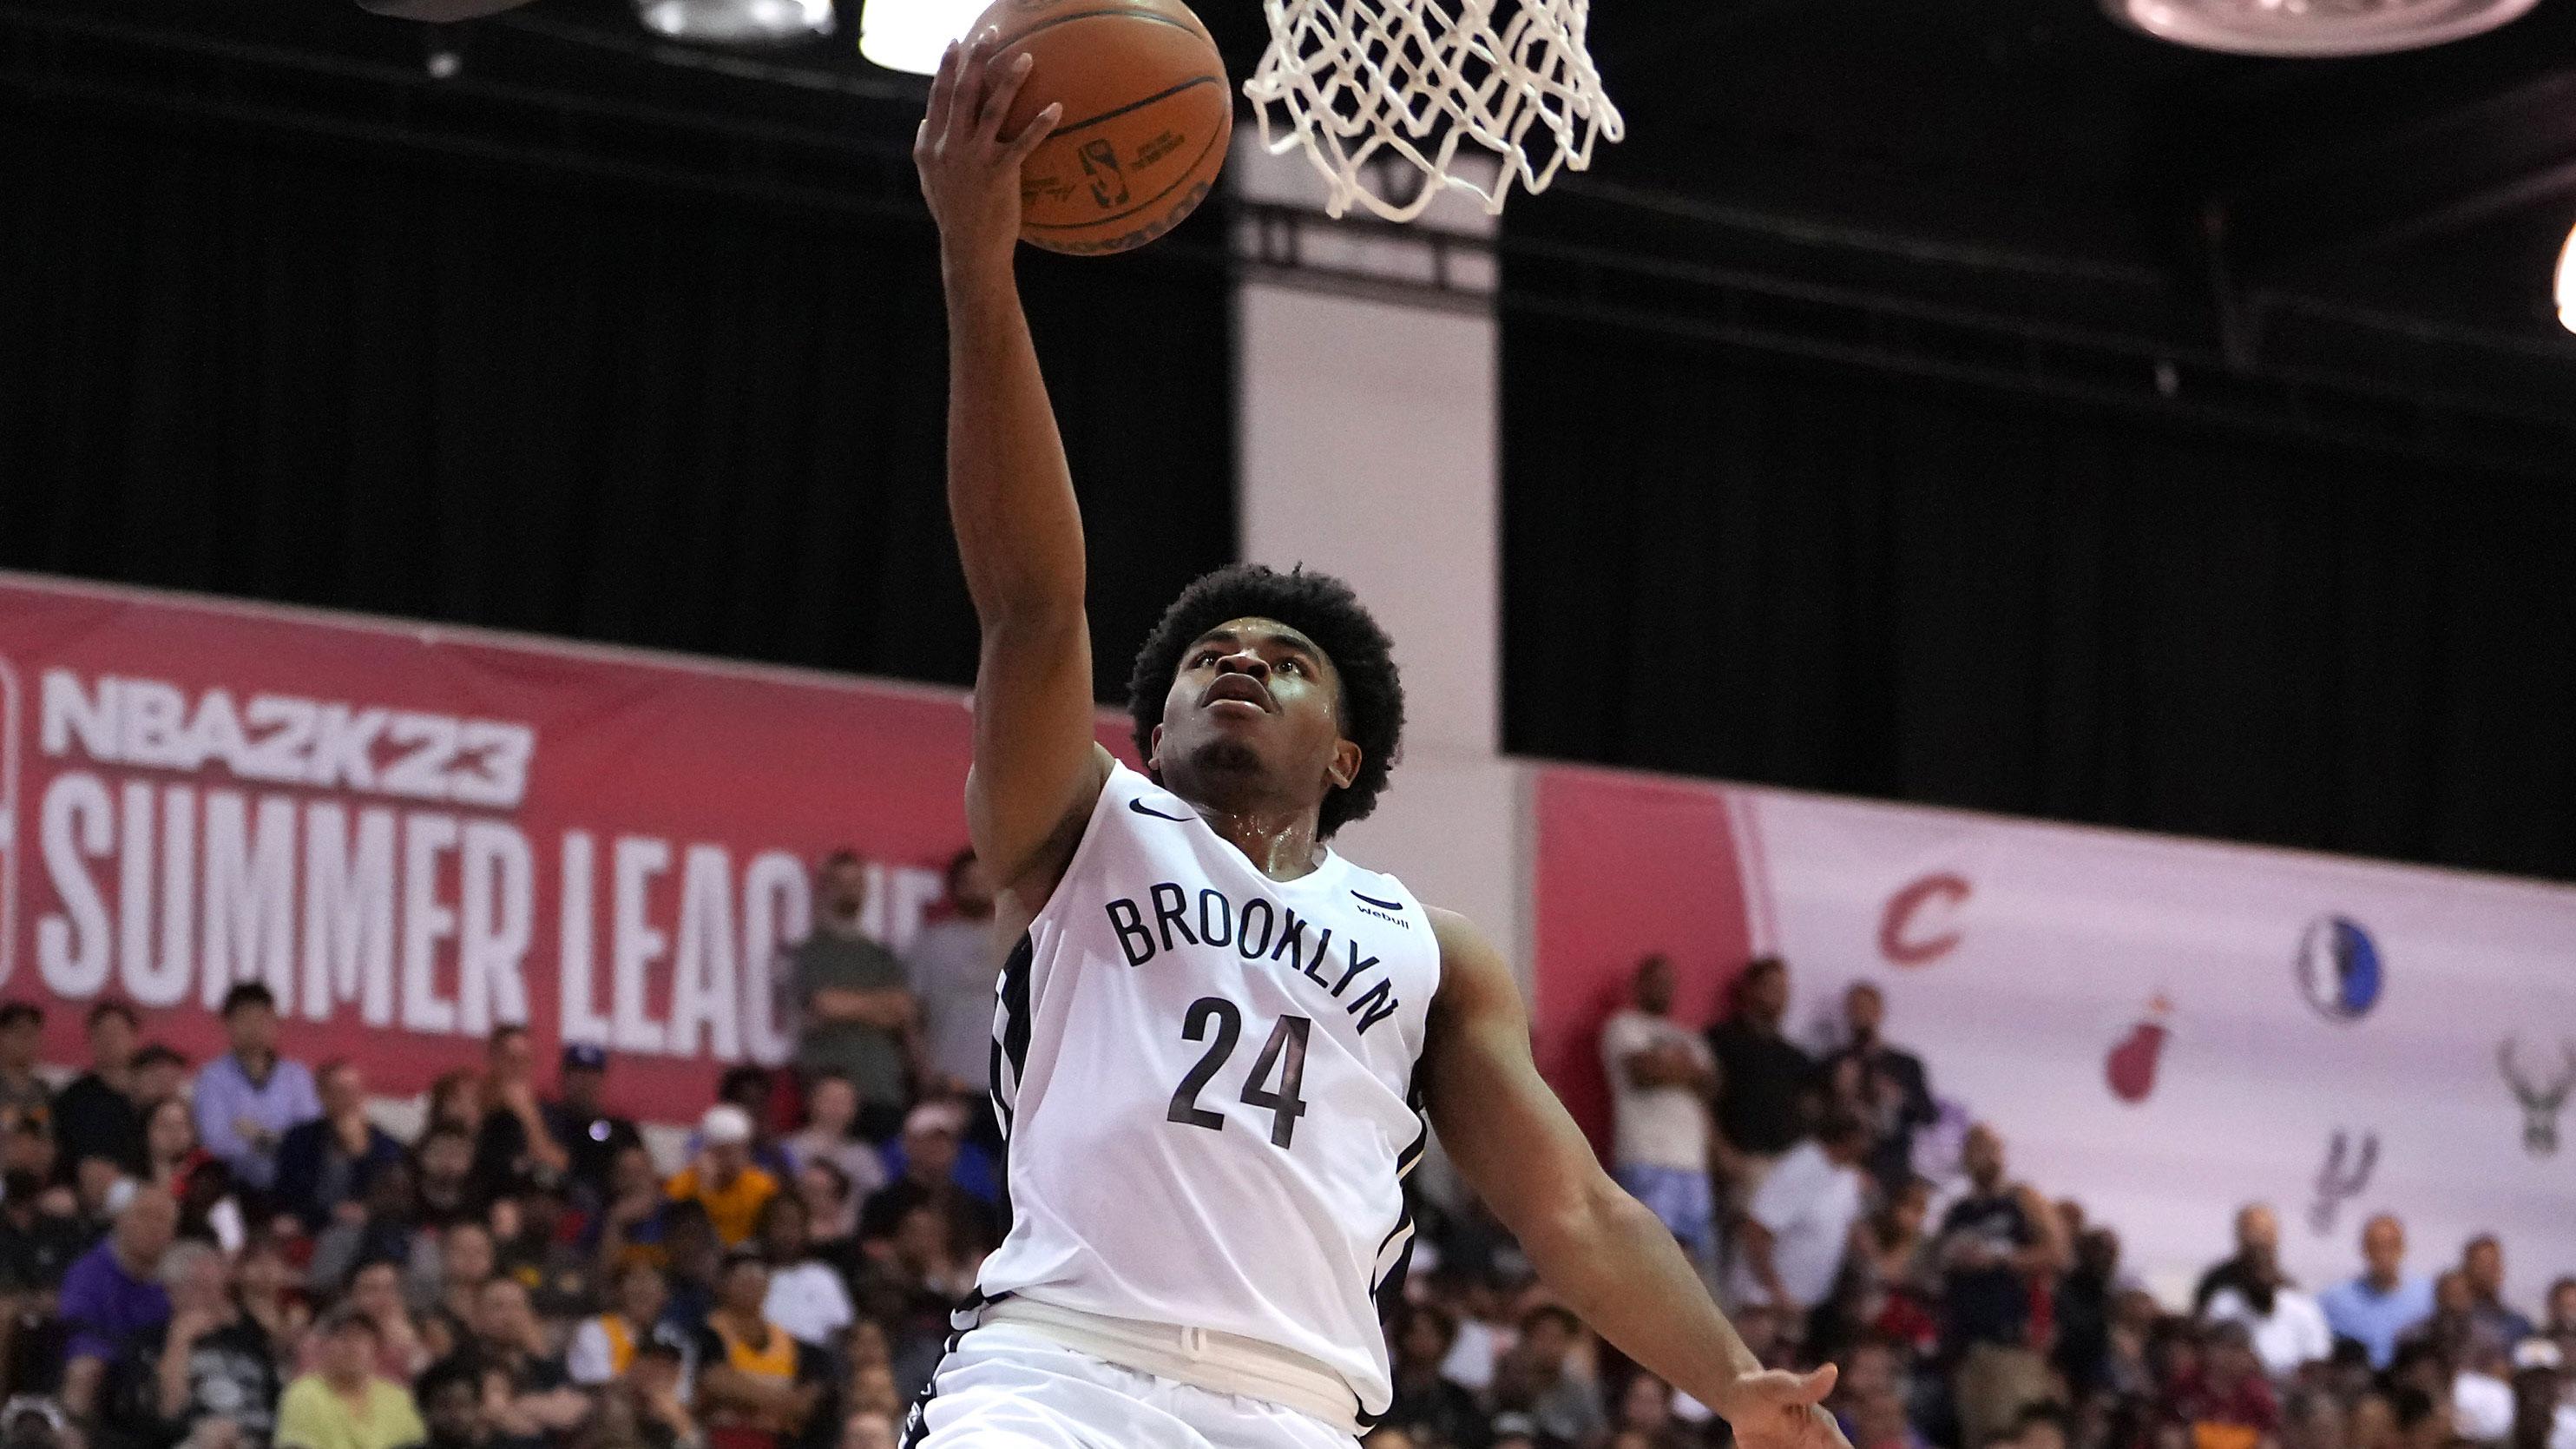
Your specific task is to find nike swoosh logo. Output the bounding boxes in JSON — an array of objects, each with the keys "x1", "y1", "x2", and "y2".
[
  {"x1": 1128, "y1": 799, "x2": 1193, "y2": 822},
  {"x1": 1351, "y1": 891, "x2": 1404, "y2": 912}
]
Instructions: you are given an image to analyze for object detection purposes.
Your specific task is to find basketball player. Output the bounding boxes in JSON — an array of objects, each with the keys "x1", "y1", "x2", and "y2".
[{"x1": 912, "y1": 34, "x2": 1853, "y2": 1449}]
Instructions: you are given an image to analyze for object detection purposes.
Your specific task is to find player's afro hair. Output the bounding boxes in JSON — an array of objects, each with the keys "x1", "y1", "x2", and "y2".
[{"x1": 1127, "y1": 563, "x2": 1404, "y2": 839}]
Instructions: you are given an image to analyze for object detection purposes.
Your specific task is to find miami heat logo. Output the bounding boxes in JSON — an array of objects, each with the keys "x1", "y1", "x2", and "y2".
[{"x1": 0, "y1": 656, "x2": 16, "y2": 991}]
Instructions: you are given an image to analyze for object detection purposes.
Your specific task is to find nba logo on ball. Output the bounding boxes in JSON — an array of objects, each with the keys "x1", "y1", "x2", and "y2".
[{"x1": 2296, "y1": 914, "x2": 2382, "y2": 1022}]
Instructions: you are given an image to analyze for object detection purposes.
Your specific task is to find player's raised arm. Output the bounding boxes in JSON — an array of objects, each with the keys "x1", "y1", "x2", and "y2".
[
  {"x1": 916, "y1": 39, "x2": 1108, "y2": 895},
  {"x1": 1422, "y1": 908, "x2": 1853, "y2": 1449}
]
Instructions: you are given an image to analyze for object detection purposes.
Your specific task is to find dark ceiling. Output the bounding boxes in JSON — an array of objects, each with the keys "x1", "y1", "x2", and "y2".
[{"x1": 6, "y1": 0, "x2": 2575, "y2": 435}]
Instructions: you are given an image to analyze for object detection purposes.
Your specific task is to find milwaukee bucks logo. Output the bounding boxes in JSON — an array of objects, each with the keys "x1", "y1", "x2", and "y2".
[{"x1": 2496, "y1": 1037, "x2": 2576, "y2": 1157}]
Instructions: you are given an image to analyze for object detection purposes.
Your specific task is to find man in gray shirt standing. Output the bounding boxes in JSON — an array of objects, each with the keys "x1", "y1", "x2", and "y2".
[
  {"x1": 904, "y1": 850, "x2": 1005, "y2": 1141},
  {"x1": 791, "y1": 852, "x2": 915, "y2": 1142}
]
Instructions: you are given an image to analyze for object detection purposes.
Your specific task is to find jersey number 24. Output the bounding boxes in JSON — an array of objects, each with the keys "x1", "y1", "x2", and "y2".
[{"x1": 1166, "y1": 997, "x2": 1311, "y2": 1149}]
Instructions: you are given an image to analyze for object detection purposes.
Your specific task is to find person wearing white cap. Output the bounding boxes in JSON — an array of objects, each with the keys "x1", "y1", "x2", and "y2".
[{"x1": 665, "y1": 1105, "x2": 779, "y2": 1250}]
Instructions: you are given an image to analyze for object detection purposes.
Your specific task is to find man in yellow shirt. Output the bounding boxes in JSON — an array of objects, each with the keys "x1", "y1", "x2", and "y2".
[
  {"x1": 666, "y1": 1106, "x2": 779, "y2": 1249},
  {"x1": 277, "y1": 1307, "x2": 427, "y2": 1449}
]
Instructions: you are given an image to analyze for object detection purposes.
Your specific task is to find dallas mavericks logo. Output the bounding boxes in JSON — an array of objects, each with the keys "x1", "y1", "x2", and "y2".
[{"x1": 2295, "y1": 914, "x2": 2381, "y2": 1022}]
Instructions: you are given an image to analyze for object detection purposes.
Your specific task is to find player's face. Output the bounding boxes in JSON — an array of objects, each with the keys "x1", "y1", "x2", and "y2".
[{"x1": 1153, "y1": 619, "x2": 1356, "y2": 812}]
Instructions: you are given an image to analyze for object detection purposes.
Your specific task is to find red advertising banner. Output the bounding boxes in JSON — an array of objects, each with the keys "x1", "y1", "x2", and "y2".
[{"x1": 0, "y1": 574, "x2": 1130, "y2": 1122}]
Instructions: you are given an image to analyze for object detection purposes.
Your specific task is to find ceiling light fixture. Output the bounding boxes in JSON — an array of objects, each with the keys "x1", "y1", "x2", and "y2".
[
  {"x1": 634, "y1": 0, "x2": 837, "y2": 47},
  {"x1": 2101, "y1": 0, "x2": 2540, "y2": 56},
  {"x1": 858, "y1": 0, "x2": 989, "y2": 73}
]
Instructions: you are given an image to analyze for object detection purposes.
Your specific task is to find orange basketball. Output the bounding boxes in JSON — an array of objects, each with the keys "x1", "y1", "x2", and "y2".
[{"x1": 972, "y1": 0, "x2": 1232, "y2": 256}]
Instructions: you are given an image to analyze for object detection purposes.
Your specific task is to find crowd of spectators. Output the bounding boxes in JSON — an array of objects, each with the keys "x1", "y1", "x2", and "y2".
[
  {"x1": 1427, "y1": 952, "x2": 2576, "y2": 1449},
  {"x1": 0, "y1": 858, "x2": 2566, "y2": 1449},
  {"x1": 0, "y1": 848, "x2": 1003, "y2": 1449}
]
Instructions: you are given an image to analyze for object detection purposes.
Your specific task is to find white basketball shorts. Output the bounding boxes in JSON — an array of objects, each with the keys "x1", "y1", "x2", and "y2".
[{"x1": 900, "y1": 1325, "x2": 1361, "y2": 1449}]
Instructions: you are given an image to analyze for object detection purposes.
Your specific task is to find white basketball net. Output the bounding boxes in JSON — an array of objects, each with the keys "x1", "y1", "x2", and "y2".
[{"x1": 1243, "y1": 0, "x2": 1623, "y2": 222}]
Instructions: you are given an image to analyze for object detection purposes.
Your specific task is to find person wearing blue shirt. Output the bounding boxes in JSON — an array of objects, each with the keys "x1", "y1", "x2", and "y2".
[
  {"x1": 192, "y1": 984, "x2": 323, "y2": 1197},
  {"x1": 2319, "y1": 1214, "x2": 2436, "y2": 1369}
]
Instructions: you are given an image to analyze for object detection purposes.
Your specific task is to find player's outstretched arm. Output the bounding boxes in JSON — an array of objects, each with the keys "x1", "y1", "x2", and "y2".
[
  {"x1": 916, "y1": 40, "x2": 1106, "y2": 894},
  {"x1": 1422, "y1": 909, "x2": 1852, "y2": 1449}
]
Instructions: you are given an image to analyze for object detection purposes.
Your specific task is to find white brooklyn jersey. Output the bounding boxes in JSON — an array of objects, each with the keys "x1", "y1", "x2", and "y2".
[{"x1": 972, "y1": 761, "x2": 1442, "y2": 1419}]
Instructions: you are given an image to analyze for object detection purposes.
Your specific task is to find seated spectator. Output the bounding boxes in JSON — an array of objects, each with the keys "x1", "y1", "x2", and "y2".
[
  {"x1": 2196, "y1": 1205, "x2": 2283, "y2": 1315},
  {"x1": 0, "y1": 1004, "x2": 52, "y2": 1137},
  {"x1": 490, "y1": 1182, "x2": 589, "y2": 1321},
  {"x1": 837, "y1": 1414, "x2": 895, "y2": 1449},
  {"x1": 793, "y1": 1162, "x2": 858, "y2": 1269},
  {"x1": 667, "y1": 1108, "x2": 779, "y2": 1252},
  {"x1": 704, "y1": 1070, "x2": 794, "y2": 1184},
  {"x1": 2462, "y1": 1236, "x2": 2534, "y2": 1359},
  {"x1": 2205, "y1": 1268, "x2": 2335, "y2": 1382},
  {"x1": 1379, "y1": 1301, "x2": 1487, "y2": 1449},
  {"x1": 7, "y1": 1114, "x2": 59, "y2": 1185},
  {"x1": 659, "y1": 1204, "x2": 724, "y2": 1334},
  {"x1": 193, "y1": 985, "x2": 323, "y2": 1202},
  {"x1": 306, "y1": 1162, "x2": 420, "y2": 1296},
  {"x1": 568, "y1": 1261, "x2": 691, "y2": 1388},
  {"x1": 2321, "y1": 1215, "x2": 2435, "y2": 1373},
  {"x1": 2172, "y1": 1322, "x2": 2282, "y2": 1449},
  {"x1": 469, "y1": 1029, "x2": 570, "y2": 1212},
  {"x1": 329, "y1": 1261, "x2": 431, "y2": 1383},
  {"x1": 0, "y1": 1167, "x2": 93, "y2": 1305},
  {"x1": 412, "y1": 1129, "x2": 480, "y2": 1233},
  {"x1": 61, "y1": 1187, "x2": 178, "y2": 1421},
  {"x1": 1729, "y1": 1112, "x2": 1870, "y2": 1327},
  {"x1": 1612, "y1": 1370, "x2": 1696, "y2": 1449},
  {"x1": 595, "y1": 1147, "x2": 672, "y2": 1274},
  {"x1": 690, "y1": 1255, "x2": 831, "y2": 1449},
  {"x1": 414, "y1": 1359, "x2": 487, "y2": 1449},
  {"x1": 55, "y1": 1004, "x2": 149, "y2": 1184},
  {"x1": 137, "y1": 1241, "x2": 282, "y2": 1449},
  {"x1": 275, "y1": 1306, "x2": 425, "y2": 1449},
  {"x1": 855, "y1": 1106, "x2": 993, "y2": 1249},
  {"x1": 275, "y1": 1063, "x2": 406, "y2": 1235},
  {"x1": 2540, "y1": 1277, "x2": 2576, "y2": 1359},
  {"x1": 1490, "y1": 1305, "x2": 1605, "y2": 1449},
  {"x1": 625, "y1": 1337, "x2": 700, "y2": 1449},
  {"x1": 413, "y1": 1221, "x2": 498, "y2": 1330},
  {"x1": 2388, "y1": 1386, "x2": 2450, "y2": 1449},
  {"x1": 544, "y1": 1044, "x2": 641, "y2": 1215},
  {"x1": 235, "y1": 1235, "x2": 314, "y2": 1366},
  {"x1": 145, "y1": 1098, "x2": 246, "y2": 1255},
  {"x1": 427, "y1": 1278, "x2": 588, "y2": 1445},
  {"x1": 130, "y1": 1047, "x2": 194, "y2": 1127},
  {"x1": 779, "y1": 1078, "x2": 885, "y2": 1211},
  {"x1": 425, "y1": 1077, "x2": 485, "y2": 1143},
  {"x1": 754, "y1": 1196, "x2": 851, "y2": 1349}
]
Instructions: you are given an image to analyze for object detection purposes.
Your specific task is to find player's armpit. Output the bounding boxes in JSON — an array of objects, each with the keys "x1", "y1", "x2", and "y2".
[{"x1": 1423, "y1": 909, "x2": 1850, "y2": 1449}]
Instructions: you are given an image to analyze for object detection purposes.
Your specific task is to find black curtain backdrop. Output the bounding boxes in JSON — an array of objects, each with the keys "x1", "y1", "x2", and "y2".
[
  {"x1": 0, "y1": 92, "x2": 1233, "y2": 703},
  {"x1": 1502, "y1": 317, "x2": 2576, "y2": 882}
]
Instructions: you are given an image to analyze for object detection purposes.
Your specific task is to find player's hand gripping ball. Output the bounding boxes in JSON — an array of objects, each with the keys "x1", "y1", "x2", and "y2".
[{"x1": 966, "y1": 0, "x2": 1232, "y2": 255}]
